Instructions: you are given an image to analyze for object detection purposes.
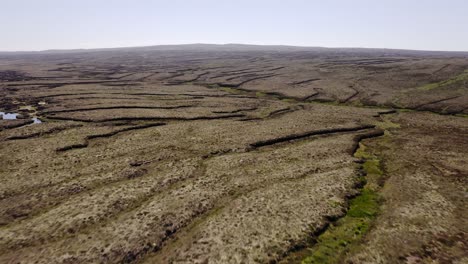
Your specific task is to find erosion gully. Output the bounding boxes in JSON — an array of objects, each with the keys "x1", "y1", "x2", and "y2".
[{"x1": 199, "y1": 82, "x2": 398, "y2": 263}]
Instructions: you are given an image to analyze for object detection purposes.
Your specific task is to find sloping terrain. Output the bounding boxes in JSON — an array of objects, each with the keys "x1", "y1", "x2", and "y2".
[{"x1": 0, "y1": 45, "x2": 467, "y2": 263}]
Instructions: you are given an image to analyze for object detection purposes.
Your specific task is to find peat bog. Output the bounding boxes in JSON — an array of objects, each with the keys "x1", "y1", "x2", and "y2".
[{"x1": 0, "y1": 44, "x2": 467, "y2": 263}]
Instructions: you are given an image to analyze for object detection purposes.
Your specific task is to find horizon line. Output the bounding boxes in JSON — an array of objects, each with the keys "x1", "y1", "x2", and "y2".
[{"x1": 1, "y1": 43, "x2": 468, "y2": 54}]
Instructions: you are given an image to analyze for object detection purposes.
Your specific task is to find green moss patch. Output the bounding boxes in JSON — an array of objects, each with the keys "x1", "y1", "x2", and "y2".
[
  {"x1": 362, "y1": 159, "x2": 383, "y2": 176},
  {"x1": 375, "y1": 120, "x2": 400, "y2": 130},
  {"x1": 301, "y1": 188, "x2": 380, "y2": 264},
  {"x1": 417, "y1": 70, "x2": 468, "y2": 91},
  {"x1": 347, "y1": 189, "x2": 380, "y2": 218},
  {"x1": 301, "y1": 144, "x2": 384, "y2": 264}
]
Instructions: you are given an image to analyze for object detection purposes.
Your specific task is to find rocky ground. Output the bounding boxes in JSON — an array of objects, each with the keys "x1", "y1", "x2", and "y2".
[{"x1": 0, "y1": 45, "x2": 466, "y2": 263}]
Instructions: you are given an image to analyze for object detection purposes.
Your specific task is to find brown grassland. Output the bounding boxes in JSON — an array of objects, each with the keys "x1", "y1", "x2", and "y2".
[{"x1": 0, "y1": 45, "x2": 467, "y2": 263}]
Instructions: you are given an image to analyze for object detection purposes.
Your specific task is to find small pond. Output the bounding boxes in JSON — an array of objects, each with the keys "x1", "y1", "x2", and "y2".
[{"x1": 1, "y1": 111, "x2": 42, "y2": 124}]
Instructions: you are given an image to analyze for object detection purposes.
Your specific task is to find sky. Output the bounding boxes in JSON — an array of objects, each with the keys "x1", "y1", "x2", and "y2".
[{"x1": 1, "y1": 0, "x2": 467, "y2": 51}]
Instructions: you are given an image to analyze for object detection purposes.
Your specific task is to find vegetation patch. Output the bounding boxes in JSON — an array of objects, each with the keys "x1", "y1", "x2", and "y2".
[
  {"x1": 282, "y1": 98, "x2": 298, "y2": 103},
  {"x1": 417, "y1": 70, "x2": 468, "y2": 91},
  {"x1": 220, "y1": 87, "x2": 245, "y2": 94},
  {"x1": 374, "y1": 119, "x2": 400, "y2": 130},
  {"x1": 301, "y1": 143, "x2": 384, "y2": 264}
]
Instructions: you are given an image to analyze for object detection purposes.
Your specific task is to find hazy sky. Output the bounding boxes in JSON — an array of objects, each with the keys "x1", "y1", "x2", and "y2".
[{"x1": 1, "y1": 0, "x2": 467, "y2": 51}]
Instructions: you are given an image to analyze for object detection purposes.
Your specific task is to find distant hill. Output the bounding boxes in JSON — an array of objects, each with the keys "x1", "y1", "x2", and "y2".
[{"x1": 1, "y1": 43, "x2": 468, "y2": 57}]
